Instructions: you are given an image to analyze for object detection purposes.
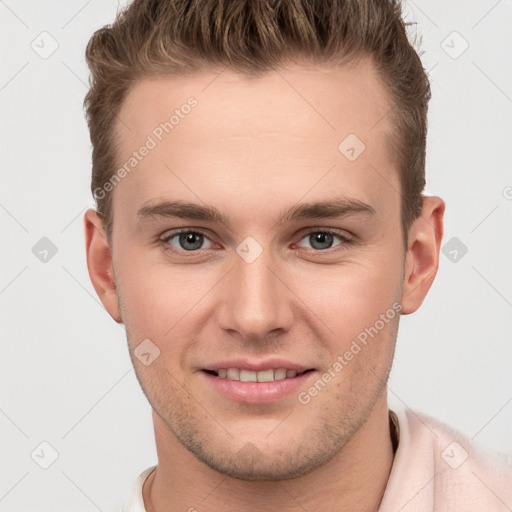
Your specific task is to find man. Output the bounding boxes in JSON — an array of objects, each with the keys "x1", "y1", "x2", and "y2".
[{"x1": 83, "y1": 0, "x2": 512, "y2": 510}]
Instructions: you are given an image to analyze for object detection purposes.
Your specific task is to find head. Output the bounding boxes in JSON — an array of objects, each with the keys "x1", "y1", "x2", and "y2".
[
  {"x1": 86, "y1": 0, "x2": 430, "y2": 245},
  {"x1": 84, "y1": 0, "x2": 444, "y2": 480}
]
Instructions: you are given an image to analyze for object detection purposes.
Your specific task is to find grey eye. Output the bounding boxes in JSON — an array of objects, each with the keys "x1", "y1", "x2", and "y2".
[
  {"x1": 166, "y1": 231, "x2": 214, "y2": 251},
  {"x1": 297, "y1": 232, "x2": 343, "y2": 251}
]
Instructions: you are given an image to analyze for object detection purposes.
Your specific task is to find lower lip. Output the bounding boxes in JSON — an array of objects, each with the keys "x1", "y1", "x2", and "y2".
[{"x1": 201, "y1": 371, "x2": 315, "y2": 404}]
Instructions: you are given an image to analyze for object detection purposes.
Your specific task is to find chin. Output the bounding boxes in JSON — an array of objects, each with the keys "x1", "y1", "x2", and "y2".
[
  {"x1": 196, "y1": 447, "x2": 331, "y2": 481},
  {"x1": 176, "y1": 426, "x2": 348, "y2": 481}
]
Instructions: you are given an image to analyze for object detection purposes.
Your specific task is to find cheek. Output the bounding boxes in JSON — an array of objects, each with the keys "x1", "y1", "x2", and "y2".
[
  {"x1": 114, "y1": 246, "x2": 205, "y2": 323},
  {"x1": 290, "y1": 254, "x2": 403, "y2": 334},
  {"x1": 113, "y1": 252, "x2": 224, "y2": 373}
]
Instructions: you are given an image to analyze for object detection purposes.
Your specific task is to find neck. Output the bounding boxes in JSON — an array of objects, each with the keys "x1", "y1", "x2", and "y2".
[{"x1": 143, "y1": 395, "x2": 394, "y2": 512}]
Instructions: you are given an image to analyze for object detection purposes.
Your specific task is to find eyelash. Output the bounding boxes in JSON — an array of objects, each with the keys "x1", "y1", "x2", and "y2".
[{"x1": 159, "y1": 228, "x2": 353, "y2": 256}]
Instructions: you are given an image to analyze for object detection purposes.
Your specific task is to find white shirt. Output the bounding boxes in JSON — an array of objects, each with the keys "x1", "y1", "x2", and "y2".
[{"x1": 122, "y1": 406, "x2": 512, "y2": 511}]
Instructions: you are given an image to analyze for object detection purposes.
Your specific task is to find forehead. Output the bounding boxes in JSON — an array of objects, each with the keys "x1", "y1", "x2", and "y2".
[
  {"x1": 118, "y1": 57, "x2": 392, "y2": 145},
  {"x1": 112, "y1": 58, "x2": 399, "y2": 229}
]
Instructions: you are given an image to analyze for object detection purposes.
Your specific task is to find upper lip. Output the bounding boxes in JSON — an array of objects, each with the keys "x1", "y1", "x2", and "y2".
[{"x1": 202, "y1": 358, "x2": 313, "y2": 373}]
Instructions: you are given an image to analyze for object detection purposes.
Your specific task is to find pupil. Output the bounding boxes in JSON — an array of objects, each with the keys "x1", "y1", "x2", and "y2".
[
  {"x1": 180, "y1": 233, "x2": 203, "y2": 250},
  {"x1": 311, "y1": 232, "x2": 333, "y2": 250}
]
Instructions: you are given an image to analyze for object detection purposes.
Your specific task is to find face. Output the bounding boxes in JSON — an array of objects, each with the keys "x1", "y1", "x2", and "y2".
[{"x1": 88, "y1": 58, "x2": 420, "y2": 480}]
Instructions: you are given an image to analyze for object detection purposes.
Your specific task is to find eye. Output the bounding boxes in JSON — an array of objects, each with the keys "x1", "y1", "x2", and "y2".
[
  {"x1": 159, "y1": 228, "x2": 352, "y2": 256},
  {"x1": 162, "y1": 229, "x2": 216, "y2": 252},
  {"x1": 296, "y1": 230, "x2": 350, "y2": 251}
]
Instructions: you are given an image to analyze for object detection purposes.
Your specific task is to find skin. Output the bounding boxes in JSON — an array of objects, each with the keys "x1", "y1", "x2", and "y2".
[{"x1": 84, "y1": 57, "x2": 444, "y2": 512}]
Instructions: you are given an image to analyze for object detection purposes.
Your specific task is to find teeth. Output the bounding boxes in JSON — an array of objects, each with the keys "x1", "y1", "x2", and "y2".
[
  {"x1": 215, "y1": 367, "x2": 301, "y2": 381},
  {"x1": 226, "y1": 368, "x2": 240, "y2": 380},
  {"x1": 240, "y1": 370, "x2": 257, "y2": 382},
  {"x1": 256, "y1": 369, "x2": 274, "y2": 382},
  {"x1": 274, "y1": 368, "x2": 287, "y2": 380}
]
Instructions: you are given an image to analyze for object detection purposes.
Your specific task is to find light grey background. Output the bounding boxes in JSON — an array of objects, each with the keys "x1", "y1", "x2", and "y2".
[{"x1": 1, "y1": 0, "x2": 511, "y2": 510}]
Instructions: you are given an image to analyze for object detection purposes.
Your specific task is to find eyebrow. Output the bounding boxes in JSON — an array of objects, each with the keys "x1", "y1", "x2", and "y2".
[{"x1": 136, "y1": 196, "x2": 376, "y2": 228}]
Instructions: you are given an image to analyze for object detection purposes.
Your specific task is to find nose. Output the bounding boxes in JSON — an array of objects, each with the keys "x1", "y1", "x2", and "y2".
[{"x1": 216, "y1": 245, "x2": 295, "y2": 344}]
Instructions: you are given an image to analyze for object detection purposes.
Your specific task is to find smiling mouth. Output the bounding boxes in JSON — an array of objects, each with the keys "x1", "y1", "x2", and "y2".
[{"x1": 203, "y1": 368, "x2": 315, "y2": 382}]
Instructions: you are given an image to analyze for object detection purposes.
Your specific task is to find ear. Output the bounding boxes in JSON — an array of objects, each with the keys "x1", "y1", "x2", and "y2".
[
  {"x1": 400, "y1": 196, "x2": 445, "y2": 315},
  {"x1": 84, "y1": 209, "x2": 122, "y2": 323}
]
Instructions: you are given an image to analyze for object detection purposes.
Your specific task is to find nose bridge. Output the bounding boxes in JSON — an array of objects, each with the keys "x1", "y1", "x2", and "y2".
[{"x1": 218, "y1": 241, "x2": 293, "y2": 341}]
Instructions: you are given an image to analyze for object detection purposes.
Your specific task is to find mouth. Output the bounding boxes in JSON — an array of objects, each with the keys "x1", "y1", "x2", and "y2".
[
  {"x1": 203, "y1": 368, "x2": 315, "y2": 382},
  {"x1": 200, "y1": 361, "x2": 317, "y2": 404}
]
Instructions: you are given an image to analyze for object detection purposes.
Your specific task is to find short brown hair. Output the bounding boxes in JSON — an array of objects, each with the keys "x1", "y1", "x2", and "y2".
[{"x1": 84, "y1": 0, "x2": 430, "y2": 245}]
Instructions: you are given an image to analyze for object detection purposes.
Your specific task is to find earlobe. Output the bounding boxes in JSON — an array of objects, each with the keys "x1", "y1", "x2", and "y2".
[
  {"x1": 400, "y1": 196, "x2": 445, "y2": 315},
  {"x1": 83, "y1": 209, "x2": 122, "y2": 323}
]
